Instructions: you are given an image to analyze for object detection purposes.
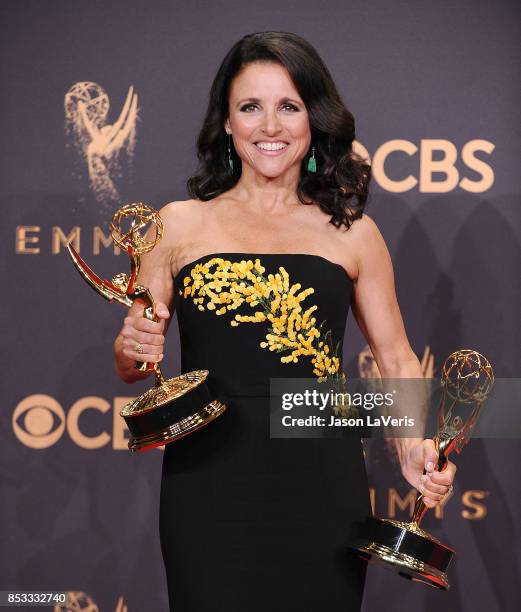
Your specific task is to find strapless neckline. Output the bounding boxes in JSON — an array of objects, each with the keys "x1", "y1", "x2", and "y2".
[{"x1": 175, "y1": 252, "x2": 353, "y2": 284}]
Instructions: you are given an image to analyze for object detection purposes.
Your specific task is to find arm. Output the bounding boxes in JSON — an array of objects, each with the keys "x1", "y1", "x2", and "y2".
[{"x1": 347, "y1": 213, "x2": 456, "y2": 507}]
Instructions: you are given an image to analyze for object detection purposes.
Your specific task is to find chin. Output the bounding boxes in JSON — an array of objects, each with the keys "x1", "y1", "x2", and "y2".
[
  {"x1": 255, "y1": 160, "x2": 297, "y2": 177},
  {"x1": 257, "y1": 169, "x2": 288, "y2": 179}
]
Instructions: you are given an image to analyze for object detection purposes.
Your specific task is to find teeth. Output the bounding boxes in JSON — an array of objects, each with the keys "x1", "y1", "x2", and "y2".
[{"x1": 256, "y1": 142, "x2": 288, "y2": 151}]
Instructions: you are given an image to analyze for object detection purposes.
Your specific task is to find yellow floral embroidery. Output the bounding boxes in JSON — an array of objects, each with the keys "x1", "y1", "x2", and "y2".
[{"x1": 178, "y1": 256, "x2": 346, "y2": 383}]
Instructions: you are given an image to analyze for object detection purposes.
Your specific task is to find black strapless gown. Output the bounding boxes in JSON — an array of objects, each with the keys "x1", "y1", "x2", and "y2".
[{"x1": 159, "y1": 253, "x2": 371, "y2": 612}]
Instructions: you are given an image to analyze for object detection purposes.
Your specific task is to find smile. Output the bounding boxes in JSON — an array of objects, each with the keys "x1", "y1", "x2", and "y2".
[{"x1": 255, "y1": 142, "x2": 289, "y2": 155}]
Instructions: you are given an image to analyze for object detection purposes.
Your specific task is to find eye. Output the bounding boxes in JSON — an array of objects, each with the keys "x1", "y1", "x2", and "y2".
[
  {"x1": 240, "y1": 103, "x2": 258, "y2": 112},
  {"x1": 239, "y1": 103, "x2": 300, "y2": 112}
]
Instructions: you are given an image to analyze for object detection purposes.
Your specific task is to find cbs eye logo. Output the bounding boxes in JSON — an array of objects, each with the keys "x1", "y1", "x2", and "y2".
[
  {"x1": 13, "y1": 395, "x2": 65, "y2": 448},
  {"x1": 12, "y1": 394, "x2": 136, "y2": 450}
]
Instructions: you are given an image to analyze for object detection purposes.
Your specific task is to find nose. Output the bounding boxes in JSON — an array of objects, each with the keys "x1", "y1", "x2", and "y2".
[{"x1": 261, "y1": 107, "x2": 282, "y2": 136}]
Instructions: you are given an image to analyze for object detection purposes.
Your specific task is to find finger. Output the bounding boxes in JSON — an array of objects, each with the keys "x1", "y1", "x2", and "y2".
[
  {"x1": 122, "y1": 337, "x2": 163, "y2": 354},
  {"x1": 122, "y1": 329, "x2": 165, "y2": 347},
  {"x1": 124, "y1": 316, "x2": 165, "y2": 334},
  {"x1": 421, "y1": 474, "x2": 448, "y2": 498},
  {"x1": 422, "y1": 439, "x2": 439, "y2": 472},
  {"x1": 121, "y1": 328, "x2": 165, "y2": 347},
  {"x1": 421, "y1": 486, "x2": 444, "y2": 502},
  {"x1": 423, "y1": 496, "x2": 439, "y2": 508},
  {"x1": 133, "y1": 300, "x2": 170, "y2": 320},
  {"x1": 429, "y1": 463, "x2": 456, "y2": 487},
  {"x1": 420, "y1": 346, "x2": 429, "y2": 371},
  {"x1": 134, "y1": 317, "x2": 166, "y2": 333},
  {"x1": 123, "y1": 347, "x2": 164, "y2": 362},
  {"x1": 122, "y1": 337, "x2": 164, "y2": 354},
  {"x1": 425, "y1": 482, "x2": 454, "y2": 507},
  {"x1": 155, "y1": 302, "x2": 170, "y2": 319},
  {"x1": 442, "y1": 484, "x2": 455, "y2": 504}
]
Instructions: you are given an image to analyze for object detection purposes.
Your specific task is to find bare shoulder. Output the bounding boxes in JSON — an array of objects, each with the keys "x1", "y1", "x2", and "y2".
[
  {"x1": 347, "y1": 212, "x2": 383, "y2": 242},
  {"x1": 159, "y1": 198, "x2": 204, "y2": 226},
  {"x1": 348, "y1": 213, "x2": 387, "y2": 249},
  {"x1": 342, "y1": 213, "x2": 392, "y2": 277},
  {"x1": 158, "y1": 198, "x2": 205, "y2": 244}
]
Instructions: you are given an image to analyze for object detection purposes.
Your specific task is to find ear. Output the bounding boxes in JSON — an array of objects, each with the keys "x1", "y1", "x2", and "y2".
[{"x1": 224, "y1": 119, "x2": 231, "y2": 134}]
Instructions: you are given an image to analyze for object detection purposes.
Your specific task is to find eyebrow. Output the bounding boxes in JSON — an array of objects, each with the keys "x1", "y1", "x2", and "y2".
[{"x1": 235, "y1": 97, "x2": 303, "y2": 108}]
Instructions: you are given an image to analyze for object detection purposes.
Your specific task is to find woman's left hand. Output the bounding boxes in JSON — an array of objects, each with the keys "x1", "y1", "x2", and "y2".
[{"x1": 400, "y1": 439, "x2": 457, "y2": 508}]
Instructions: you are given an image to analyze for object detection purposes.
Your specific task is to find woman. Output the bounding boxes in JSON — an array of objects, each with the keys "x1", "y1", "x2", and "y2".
[{"x1": 113, "y1": 31, "x2": 456, "y2": 611}]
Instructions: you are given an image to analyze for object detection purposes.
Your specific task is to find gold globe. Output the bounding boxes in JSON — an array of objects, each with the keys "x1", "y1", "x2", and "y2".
[
  {"x1": 110, "y1": 202, "x2": 163, "y2": 254},
  {"x1": 441, "y1": 349, "x2": 494, "y2": 404}
]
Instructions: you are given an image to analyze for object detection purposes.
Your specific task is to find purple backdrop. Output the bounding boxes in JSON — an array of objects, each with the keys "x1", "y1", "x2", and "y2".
[{"x1": 1, "y1": 1, "x2": 520, "y2": 610}]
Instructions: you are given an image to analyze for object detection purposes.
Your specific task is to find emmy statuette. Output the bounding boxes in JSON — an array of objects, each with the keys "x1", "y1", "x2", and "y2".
[
  {"x1": 66, "y1": 202, "x2": 226, "y2": 452},
  {"x1": 349, "y1": 349, "x2": 494, "y2": 589}
]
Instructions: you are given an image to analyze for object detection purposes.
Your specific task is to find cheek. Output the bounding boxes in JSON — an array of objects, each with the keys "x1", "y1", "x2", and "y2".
[
  {"x1": 291, "y1": 119, "x2": 312, "y2": 144},
  {"x1": 231, "y1": 115, "x2": 258, "y2": 136}
]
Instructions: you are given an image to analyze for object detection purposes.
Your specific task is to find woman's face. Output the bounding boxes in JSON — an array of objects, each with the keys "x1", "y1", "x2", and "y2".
[{"x1": 225, "y1": 61, "x2": 311, "y2": 179}]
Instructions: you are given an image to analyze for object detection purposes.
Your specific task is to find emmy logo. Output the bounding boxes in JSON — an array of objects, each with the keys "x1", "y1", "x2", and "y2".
[
  {"x1": 64, "y1": 82, "x2": 138, "y2": 206},
  {"x1": 54, "y1": 592, "x2": 128, "y2": 612},
  {"x1": 54, "y1": 591, "x2": 97, "y2": 612}
]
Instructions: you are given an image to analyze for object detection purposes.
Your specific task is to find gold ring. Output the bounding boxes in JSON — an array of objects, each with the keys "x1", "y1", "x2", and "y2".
[{"x1": 135, "y1": 342, "x2": 144, "y2": 354}]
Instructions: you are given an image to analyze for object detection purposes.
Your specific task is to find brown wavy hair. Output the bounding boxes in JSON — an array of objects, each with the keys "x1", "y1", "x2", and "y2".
[{"x1": 186, "y1": 31, "x2": 371, "y2": 230}]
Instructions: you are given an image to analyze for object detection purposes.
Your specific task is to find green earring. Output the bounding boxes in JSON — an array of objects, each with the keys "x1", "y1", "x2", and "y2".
[
  {"x1": 227, "y1": 133, "x2": 233, "y2": 172},
  {"x1": 307, "y1": 146, "x2": 316, "y2": 173}
]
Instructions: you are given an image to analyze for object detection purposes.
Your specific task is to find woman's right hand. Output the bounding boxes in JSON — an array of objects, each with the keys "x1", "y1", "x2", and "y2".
[
  {"x1": 120, "y1": 301, "x2": 171, "y2": 365},
  {"x1": 113, "y1": 202, "x2": 176, "y2": 383}
]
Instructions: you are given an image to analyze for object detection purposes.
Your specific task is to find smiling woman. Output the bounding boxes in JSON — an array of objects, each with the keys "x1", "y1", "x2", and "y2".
[
  {"x1": 187, "y1": 31, "x2": 371, "y2": 230},
  {"x1": 113, "y1": 30, "x2": 457, "y2": 612}
]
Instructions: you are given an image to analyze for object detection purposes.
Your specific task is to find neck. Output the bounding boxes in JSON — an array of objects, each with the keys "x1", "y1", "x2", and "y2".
[{"x1": 230, "y1": 165, "x2": 302, "y2": 214}]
